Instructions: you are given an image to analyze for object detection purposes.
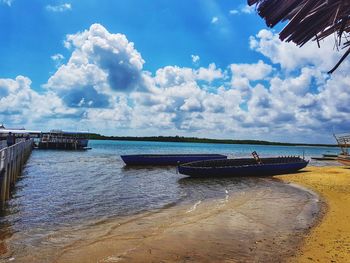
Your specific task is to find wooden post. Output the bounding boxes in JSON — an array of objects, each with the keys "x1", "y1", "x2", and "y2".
[{"x1": 0, "y1": 150, "x2": 7, "y2": 203}]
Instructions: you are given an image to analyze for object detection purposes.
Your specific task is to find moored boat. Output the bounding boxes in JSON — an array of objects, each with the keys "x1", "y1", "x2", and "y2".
[
  {"x1": 311, "y1": 153, "x2": 338, "y2": 161},
  {"x1": 121, "y1": 154, "x2": 227, "y2": 166},
  {"x1": 334, "y1": 133, "x2": 350, "y2": 166},
  {"x1": 322, "y1": 154, "x2": 338, "y2": 158},
  {"x1": 178, "y1": 156, "x2": 309, "y2": 177},
  {"x1": 311, "y1": 156, "x2": 336, "y2": 161},
  {"x1": 336, "y1": 154, "x2": 350, "y2": 166}
]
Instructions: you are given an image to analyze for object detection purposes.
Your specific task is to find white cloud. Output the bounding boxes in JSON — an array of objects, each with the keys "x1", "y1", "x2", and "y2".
[
  {"x1": 229, "y1": 10, "x2": 239, "y2": 15},
  {"x1": 196, "y1": 63, "x2": 223, "y2": 82},
  {"x1": 3, "y1": 25, "x2": 350, "y2": 142},
  {"x1": 191, "y1": 54, "x2": 200, "y2": 64},
  {"x1": 211, "y1": 17, "x2": 219, "y2": 24},
  {"x1": 51, "y1": 53, "x2": 65, "y2": 68},
  {"x1": 0, "y1": 76, "x2": 77, "y2": 128},
  {"x1": 229, "y1": 5, "x2": 255, "y2": 15},
  {"x1": 230, "y1": 60, "x2": 272, "y2": 81},
  {"x1": 51, "y1": 53, "x2": 64, "y2": 61},
  {"x1": 1, "y1": 0, "x2": 13, "y2": 6},
  {"x1": 155, "y1": 66, "x2": 194, "y2": 88},
  {"x1": 47, "y1": 26, "x2": 350, "y2": 141},
  {"x1": 46, "y1": 3, "x2": 72, "y2": 12},
  {"x1": 241, "y1": 5, "x2": 255, "y2": 14},
  {"x1": 180, "y1": 97, "x2": 203, "y2": 112},
  {"x1": 45, "y1": 23, "x2": 146, "y2": 108},
  {"x1": 249, "y1": 29, "x2": 343, "y2": 72}
]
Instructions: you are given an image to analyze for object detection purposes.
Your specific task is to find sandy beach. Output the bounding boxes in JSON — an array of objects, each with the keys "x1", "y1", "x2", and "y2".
[{"x1": 277, "y1": 166, "x2": 350, "y2": 263}]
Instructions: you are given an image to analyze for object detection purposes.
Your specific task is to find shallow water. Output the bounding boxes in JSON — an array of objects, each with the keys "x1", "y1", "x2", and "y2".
[{"x1": 0, "y1": 140, "x2": 335, "y2": 261}]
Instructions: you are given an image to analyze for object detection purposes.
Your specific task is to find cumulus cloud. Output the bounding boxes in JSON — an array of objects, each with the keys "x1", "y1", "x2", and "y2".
[
  {"x1": 234, "y1": 30, "x2": 350, "y2": 140},
  {"x1": 155, "y1": 66, "x2": 194, "y2": 88},
  {"x1": 231, "y1": 60, "x2": 272, "y2": 81},
  {"x1": 249, "y1": 29, "x2": 343, "y2": 72},
  {"x1": 229, "y1": 10, "x2": 239, "y2": 15},
  {"x1": 51, "y1": 53, "x2": 65, "y2": 68},
  {"x1": 211, "y1": 17, "x2": 219, "y2": 24},
  {"x1": 241, "y1": 5, "x2": 255, "y2": 14},
  {"x1": 51, "y1": 53, "x2": 64, "y2": 61},
  {"x1": 46, "y1": 3, "x2": 72, "y2": 12},
  {"x1": 196, "y1": 63, "x2": 223, "y2": 82},
  {"x1": 3, "y1": 24, "x2": 350, "y2": 142},
  {"x1": 191, "y1": 54, "x2": 200, "y2": 64},
  {"x1": 45, "y1": 23, "x2": 146, "y2": 109},
  {"x1": 0, "y1": 76, "x2": 78, "y2": 128},
  {"x1": 229, "y1": 5, "x2": 255, "y2": 15},
  {"x1": 1, "y1": 0, "x2": 13, "y2": 6}
]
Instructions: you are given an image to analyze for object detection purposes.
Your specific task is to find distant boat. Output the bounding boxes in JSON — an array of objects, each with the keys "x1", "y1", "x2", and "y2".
[
  {"x1": 322, "y1": 154, "x2": 338, "y2": 158},
  {"x1": 120, "y1": 154, "x2": 227, "y2": 166},
  {"x1": 178, "y1": 156, "x2": 308, "y2": 177},
  {"x1": 311, "y1": 153, "x2": 338, "y2": 161},
  {"x1": 336, "y1": 154, "x2": 350, "y2": 166},
  {"x1": 311, "y1": 156, "x2": 336, "y2": 161},
  {"x1": 333, "y1": 133, "x2": 350, "y2": 166}
]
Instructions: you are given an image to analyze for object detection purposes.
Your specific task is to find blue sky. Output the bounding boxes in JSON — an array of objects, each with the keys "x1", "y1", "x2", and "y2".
[
  {"x1": 0, "y1": 0, "x2": 266, "y2": 87},
  {"x1": 0, "y1": 0, "x2": 349, "y2": 143}
]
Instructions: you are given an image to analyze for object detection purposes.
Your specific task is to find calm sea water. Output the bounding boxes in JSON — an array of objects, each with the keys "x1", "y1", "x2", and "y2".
[{"x1": 0, "y1": 140, "x2": 339, "y2": 261}]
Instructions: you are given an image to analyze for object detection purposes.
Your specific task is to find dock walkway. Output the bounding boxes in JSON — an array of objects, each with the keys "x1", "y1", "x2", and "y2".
[{"x1": 0, "y1": 140, "x2": 33, "y2": 204}]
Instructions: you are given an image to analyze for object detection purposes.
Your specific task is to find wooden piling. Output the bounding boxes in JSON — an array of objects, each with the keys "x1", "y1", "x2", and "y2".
[{"x1": 0, "y1": 140, "x2": 33, "y2": 205}]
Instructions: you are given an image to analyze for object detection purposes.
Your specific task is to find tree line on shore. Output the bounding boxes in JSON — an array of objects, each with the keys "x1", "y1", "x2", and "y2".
[{"x1": 88, "y1": 134, "x2": 337, "y2": 147}]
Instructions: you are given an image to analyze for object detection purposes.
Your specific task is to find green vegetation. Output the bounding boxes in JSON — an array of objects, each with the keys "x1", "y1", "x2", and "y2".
[{"x1": 88, "y1": 134, "x2": 337, "y2": 147}]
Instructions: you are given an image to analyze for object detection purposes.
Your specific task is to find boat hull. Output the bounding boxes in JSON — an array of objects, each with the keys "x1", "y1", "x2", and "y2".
[
  {"x1": 178, "y1": 157, "x2": 309, "y2": 177},
  {"x1": 311, "y1": 157, "x2": 336, "y2": 161},
  {"x1": 337, "y1": 155, "x2": 350, "y2": 166},
  {"x1": 121, "y1": 154, "x2": 227, "y2": 166}
]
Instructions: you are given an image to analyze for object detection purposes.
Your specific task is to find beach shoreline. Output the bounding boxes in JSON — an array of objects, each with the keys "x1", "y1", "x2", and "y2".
[
  {"x1": 2, "y1": 173, "x2": 321, "y2": 263},
  {"x1": 2, "y1": 165, "x2": 349, "y2": 262},
  {"x1": 276, "y1": 166, "x2": 350, "y2": 263}
]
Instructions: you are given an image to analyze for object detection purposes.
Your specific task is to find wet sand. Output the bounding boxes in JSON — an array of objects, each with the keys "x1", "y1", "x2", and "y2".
[
  {"x1": 1, "y1": 178, "x2": 320, "y2": 263},
  {"x1": 277, "y1": 166, "x2": 350, "y2": 263}
]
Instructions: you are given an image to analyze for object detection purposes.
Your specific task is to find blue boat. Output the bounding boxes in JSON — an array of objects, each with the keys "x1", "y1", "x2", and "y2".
[
  {"x1": 120, "y1": 154, "x2": 227, "y2": 166},
  {"x1": 178, "y1": 156, "x2": 309, "y2": 177}
]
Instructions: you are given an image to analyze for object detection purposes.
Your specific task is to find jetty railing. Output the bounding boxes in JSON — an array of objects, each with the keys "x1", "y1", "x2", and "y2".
[
  {"x1": 0, "y1": 141, "x2": 6, "y2": 151},
  {"x1": 0, "y1": 139, "x2": 33, "y2": 204}
]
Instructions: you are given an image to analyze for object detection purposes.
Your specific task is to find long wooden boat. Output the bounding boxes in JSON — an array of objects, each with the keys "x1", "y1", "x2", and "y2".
[
  {"x1": 336, "y1": 154, "x2": 350, "y2": 166},
  {"x1": 322, "y1": 154, "x2": 338, "y2": 158},
  {"x1": 311, "y1": 157, "x2": 336, "y2": 161},
  {"x1": 311, "y1": 153, "x2": 338, "y2": 161},
  {"x1": 178, "y1": 156, "x2": 309, "y2": 177},
  {"x1": 121, "y1": 154, "x2": 227, "y2": 166},
  {"x1": 333, "y1": 133, "x2": 350, "y2": 166}
]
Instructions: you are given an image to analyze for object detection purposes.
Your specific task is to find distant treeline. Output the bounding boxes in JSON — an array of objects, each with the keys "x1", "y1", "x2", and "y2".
[{"x1": 88, "y1": 134, "x2": 337, "y2": 147}]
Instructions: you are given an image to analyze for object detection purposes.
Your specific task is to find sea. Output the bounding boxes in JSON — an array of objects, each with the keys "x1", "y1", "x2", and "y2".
[{"x1": 0, "y1": 140, "x2": 340, "y2": 262}]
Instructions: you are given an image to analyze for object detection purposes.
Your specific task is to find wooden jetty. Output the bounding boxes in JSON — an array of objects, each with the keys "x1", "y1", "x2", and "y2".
[
  {"x1": 38, "y1": 130, "x2": 90, "y2": 150},
  {"x1": 0, "y1": 140, "x2": 33, "y2": 204}
]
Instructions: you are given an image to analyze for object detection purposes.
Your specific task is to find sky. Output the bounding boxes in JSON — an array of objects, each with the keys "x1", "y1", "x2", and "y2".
[{"x1": 0, "y1": 0, "x2": 349, "y2": 143}]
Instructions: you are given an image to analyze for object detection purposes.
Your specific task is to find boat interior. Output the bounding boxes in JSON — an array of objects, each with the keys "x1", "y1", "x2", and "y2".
[{"x1": 182, "y1": 157, "x2": 305, "y2": 168}]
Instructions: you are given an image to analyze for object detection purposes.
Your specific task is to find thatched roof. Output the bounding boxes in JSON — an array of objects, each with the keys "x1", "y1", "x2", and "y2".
[{"x1": 248, "y1": 0, "x2": 350, "y2": 73}]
